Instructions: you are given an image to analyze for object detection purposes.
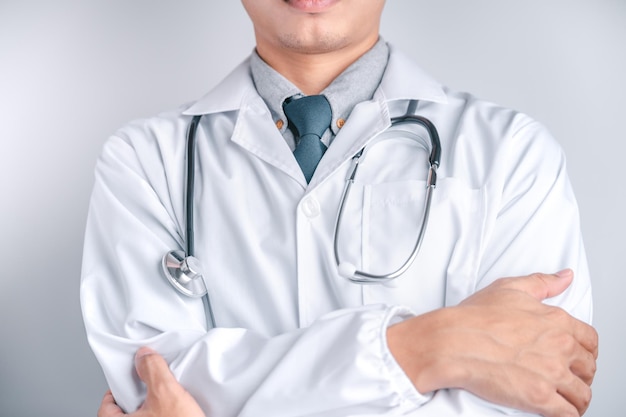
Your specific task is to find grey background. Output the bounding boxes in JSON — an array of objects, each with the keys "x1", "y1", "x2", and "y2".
[{"x1": 1, "y1": 1, "x2": 624, "y2": 416}]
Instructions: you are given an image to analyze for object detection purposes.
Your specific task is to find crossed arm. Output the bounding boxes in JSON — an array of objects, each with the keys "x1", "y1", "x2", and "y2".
[{"x1": 99, "y1": 270, "x2": 598, "y2": 417}]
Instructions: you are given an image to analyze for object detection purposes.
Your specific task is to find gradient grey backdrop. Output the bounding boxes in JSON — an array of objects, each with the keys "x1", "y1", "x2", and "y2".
[{"x1": 1, "y1": 1, "x2": 624, "y2": 416}]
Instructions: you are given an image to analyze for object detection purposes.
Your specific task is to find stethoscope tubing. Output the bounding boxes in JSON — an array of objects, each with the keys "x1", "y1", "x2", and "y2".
[
  {"x1": 186, "y1": 115, "x2": 202, "y2": 257},
  {"x1": 333, "y1": 114, "x2": 440, "y2": 283},
  {"x1": 185, "y1": 115, "x2": 216, "y2": 329}
]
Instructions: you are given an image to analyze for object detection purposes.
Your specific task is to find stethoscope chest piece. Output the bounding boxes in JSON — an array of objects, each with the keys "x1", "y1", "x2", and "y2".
[{"x1": 162, "y1": 250, "x2": 208, "y2": 298}]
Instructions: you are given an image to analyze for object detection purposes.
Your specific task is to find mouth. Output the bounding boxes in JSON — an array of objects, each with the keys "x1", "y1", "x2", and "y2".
[{"x1": 284, "y1": 0, "x2": 339, "y2": 13}]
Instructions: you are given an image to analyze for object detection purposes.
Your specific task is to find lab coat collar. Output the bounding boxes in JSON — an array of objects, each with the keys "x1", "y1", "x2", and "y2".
[
  {"x1": 183, "y1": 45, "x2": 447, "y2": 116},
  {"x1": 181, "y1": 45, "x2": 449, "y2": 188}
]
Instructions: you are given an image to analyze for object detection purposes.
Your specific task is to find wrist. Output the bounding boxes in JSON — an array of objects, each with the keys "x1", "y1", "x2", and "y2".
[{"x1": 386, "y1": 307, "x2": 468, "y2": 394}]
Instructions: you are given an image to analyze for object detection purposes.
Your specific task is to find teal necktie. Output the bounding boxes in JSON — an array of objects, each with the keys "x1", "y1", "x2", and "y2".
[{"x1": 283, "y1": 95, "x2": 332, "y2": 183}]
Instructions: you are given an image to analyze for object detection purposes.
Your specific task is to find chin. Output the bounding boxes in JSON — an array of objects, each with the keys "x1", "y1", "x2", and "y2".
[{"x1": 277, "y1": 32, "x2": 350, "y2": 54}]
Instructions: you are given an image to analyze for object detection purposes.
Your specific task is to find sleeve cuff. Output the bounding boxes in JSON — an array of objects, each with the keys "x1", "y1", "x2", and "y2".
[{"x1": 379, "y1": 305, "x2": 434, "y2": 409}]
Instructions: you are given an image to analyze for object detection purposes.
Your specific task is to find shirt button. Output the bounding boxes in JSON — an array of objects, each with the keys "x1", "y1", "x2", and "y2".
[
  {"x1": 301, "y1": 196, "x2": 321, "y2": 218},
  {"x1": 336, "y1": 118, "x2": 345, "y2": 129},
  {"x1": 276, "y1": 119, "x2": 284, "y2": 129}
]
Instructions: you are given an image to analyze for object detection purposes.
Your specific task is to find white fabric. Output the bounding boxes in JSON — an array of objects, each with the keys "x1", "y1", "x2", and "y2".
[{"x1": 80, "y1": 45, "x2": 592, "y2": 416}]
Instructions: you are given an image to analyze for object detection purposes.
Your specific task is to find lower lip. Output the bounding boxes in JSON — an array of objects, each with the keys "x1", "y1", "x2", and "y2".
[{"x1": 285, "y1": 0, "x2": 339, "y2": 13}]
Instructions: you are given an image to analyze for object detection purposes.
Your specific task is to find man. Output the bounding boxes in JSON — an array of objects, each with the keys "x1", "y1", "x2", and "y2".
[{"x1": 84, "y1": 1, "x2": 597, "y2": 416}]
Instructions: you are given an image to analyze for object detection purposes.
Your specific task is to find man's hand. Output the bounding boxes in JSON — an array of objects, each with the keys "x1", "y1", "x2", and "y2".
[
  {"x1": 98, "y1": 347, "x2": 205, "y2": 417},
  {"x1": 387, "y1": 270, "x2": 598, "y2": 417}
]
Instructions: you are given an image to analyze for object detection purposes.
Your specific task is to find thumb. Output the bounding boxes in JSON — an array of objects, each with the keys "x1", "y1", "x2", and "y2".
[
  {"x1": 134, "y1": 348, "x2": 207, "y2": 417},
  {"x1": 134, "y1": 347, "x2": 175, "y2": 389},
  {"x1": 512, "y1": 269, "x2": 574, "y2": 301}
]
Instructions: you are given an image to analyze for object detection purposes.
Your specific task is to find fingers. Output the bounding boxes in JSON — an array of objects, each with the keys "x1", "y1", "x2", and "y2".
[
  {"x1": 536, "y1": 390, "x2": 581, "y2": 417},
  {"x1": 542, "y1": 304, "x2": 598, "y2": 360},
  {"x1": 133, "y1": 347, "x2": 207, "y2": 417},
  {"x1": 503, "y1": 269, "x2": 574, "y2": 301},
  {"x1": 558, "y1": 372, "x2": 593, "y2": 416},
  {"x1": 514, "y1": 365, "x2": 589, "y2": 417},
  {"x1": 97, "y1": 390, "x2": 125, "y2": 417},
  {"x1": 569, "y1": 339, "x2": 598, "y2": 385},
  {"x1": 572, "y1": 320, "x2": 599, "y2": 360},
  {"x1": 539, "y1": 338, "x2": 595, "y2": 416}
]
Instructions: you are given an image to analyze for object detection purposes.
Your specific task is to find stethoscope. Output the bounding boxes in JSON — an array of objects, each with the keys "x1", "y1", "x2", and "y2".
[{"x1": 162, "y1": 109, "x2": 441, "y2": 329}]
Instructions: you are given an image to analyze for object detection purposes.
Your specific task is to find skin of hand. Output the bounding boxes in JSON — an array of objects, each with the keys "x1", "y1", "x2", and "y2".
[
  {"x1": 97, "y1": 347, "x2": 205, "y2": 417},
  {"x1": 387, "y1": 269, "x2": 598, "y2": 417}
]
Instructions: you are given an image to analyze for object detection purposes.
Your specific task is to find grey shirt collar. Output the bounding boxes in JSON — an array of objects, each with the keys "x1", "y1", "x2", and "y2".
[{"x1": 251, "y1": 38, "x2": 390, "y2": 149}]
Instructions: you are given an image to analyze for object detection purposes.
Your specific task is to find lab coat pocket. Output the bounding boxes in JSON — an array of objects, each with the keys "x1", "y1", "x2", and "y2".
[{"x1": 362, "y1": 178, "x2": 485, "y2": 313}]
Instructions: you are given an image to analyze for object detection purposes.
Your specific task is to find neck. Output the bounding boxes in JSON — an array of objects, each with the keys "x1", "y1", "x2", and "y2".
[{"x1": 255, "y1": 37, "x2": 378, "y2": 95}]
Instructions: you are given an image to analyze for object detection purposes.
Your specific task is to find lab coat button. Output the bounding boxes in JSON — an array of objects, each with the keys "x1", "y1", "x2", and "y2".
[{"x1": 301, "y1": 197, "x2": 321, "y2": 218}]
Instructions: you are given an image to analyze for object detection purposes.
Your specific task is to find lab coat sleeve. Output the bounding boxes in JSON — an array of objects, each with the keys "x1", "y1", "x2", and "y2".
[
  {"x1": 476, "y1": 117, "x2": 592, "y2": 322},
  {"x1": 413, "y1": 116, "x2": 593, "y2": 417},
  {"x1": 80, "y1": 131, "x2": 429, "y2": 416}
]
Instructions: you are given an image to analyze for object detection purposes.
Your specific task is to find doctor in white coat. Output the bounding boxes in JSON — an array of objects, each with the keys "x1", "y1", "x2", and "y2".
[{"x1": 84, "y1": 1, "x2": 598, "y2": 416}]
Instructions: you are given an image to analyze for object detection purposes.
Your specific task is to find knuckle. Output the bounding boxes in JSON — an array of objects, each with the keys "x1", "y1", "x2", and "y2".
[
  {"x1": 142, "y1": 352, "x2": 161, "y2": 366},
  {"x1": 591, "y1": 357, "x2": 598, "y2": 376},
  {"x1": 529, "y1": 271, "x2": 549, "y2": 285},
  {"x1": 558, "y1": 333, "x2": 577, "y2": 353},
  {"x1": 492, "y1": 276, "x2": 509, "y2": 288},
  {"x1": 527, "y1": 380, "x2": 554, "y2": 406},
  {"x1": 552, "y1": 369, "x2": 569, "y2": 384},
  {"x1": 586, "y1": 356, "x2": 598, "y2": 383},
  {"x1": 590, "y1": 327, "x2": 599, "y2": 350},
  {"x1": 546, "y1": 305, "x2": 569, "y2": 322},
  {"x1": 516, "y1": 272, "x2": 547, "y2": 292},
  {"x1": 528, "y1": 272, "x2": 544, "y2": 280},
  {"x1": 573, "y1": 351, "x2": 597, "y2": 385},
  {"x1": 548, "y1": 331, "x2": 576, "y2": 355},
  {"x1": 542, "y1": 358, "x2": 567, "y2": 381},
  {"x1": 586, "y1": 348, "x2": 598, "y2": 370},
  {"x1": 580, "y1": 386, "x2": 592, "y2": 411}
]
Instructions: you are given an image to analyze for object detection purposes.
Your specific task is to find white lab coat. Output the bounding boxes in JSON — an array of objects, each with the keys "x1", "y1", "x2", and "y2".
[{"x1": 80, "y1": 45, "x2": 592, "y2": 416}]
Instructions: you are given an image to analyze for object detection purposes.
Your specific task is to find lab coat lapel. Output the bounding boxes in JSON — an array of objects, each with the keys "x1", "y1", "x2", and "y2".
[
  {"x1": 231, "y1": 94, "x2": 306, "y2": 184},
  {"x1": 308, "y1": 98, "x2": 390, "y2": 189},
  {"x1": 184, "y1": 61, "x2": 306, "y2": 184},
  {"x1": 182, "y1": 47, "x2": 448, "y2": 189},
  {"x1": 230, "y1": 95, "x2": 392, "y2": 189},
  {"x1": 308, "y1": 46, "x2": 448, "y2": 189}
]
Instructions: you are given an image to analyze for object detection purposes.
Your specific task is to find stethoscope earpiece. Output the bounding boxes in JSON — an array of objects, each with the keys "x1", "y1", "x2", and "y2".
[{"x1": 162, "y1": 250, "x2": 208, "y2": 298}]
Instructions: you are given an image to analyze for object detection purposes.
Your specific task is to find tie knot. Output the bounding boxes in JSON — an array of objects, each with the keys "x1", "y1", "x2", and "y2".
[{"x1": 283, "y1": 95, "x2": 332, "y2": 139}]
